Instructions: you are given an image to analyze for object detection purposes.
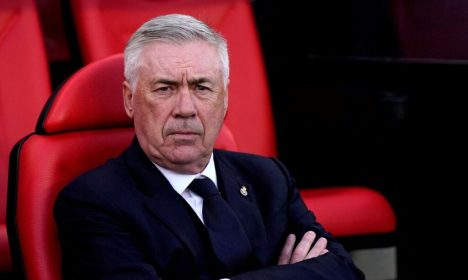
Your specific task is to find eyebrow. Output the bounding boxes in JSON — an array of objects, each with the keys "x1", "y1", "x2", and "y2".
[
  {"x1": 151, "y1": 79, "x2": 178, "y2": 86},
  {"x1": 188, "y1": 78, "x2": 212, "y2": 85},
  {"x1": 151, "y1": 77, "x2": 213, "y2": 86}
]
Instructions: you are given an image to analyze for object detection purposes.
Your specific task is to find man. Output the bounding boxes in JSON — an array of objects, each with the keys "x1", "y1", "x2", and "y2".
[{"x1": 54, "y1": 14, "x2": 364, "y2": 280}]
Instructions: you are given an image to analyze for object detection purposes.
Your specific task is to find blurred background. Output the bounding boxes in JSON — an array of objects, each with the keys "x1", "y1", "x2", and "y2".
[{"x1": 253, "y1": 1, "x2": 464, "y2": 279}]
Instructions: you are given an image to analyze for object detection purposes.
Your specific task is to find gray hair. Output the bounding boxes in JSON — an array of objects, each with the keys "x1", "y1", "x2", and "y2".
[{"x1": 124, "y1": 14, "x2": 229, "y2": 91}]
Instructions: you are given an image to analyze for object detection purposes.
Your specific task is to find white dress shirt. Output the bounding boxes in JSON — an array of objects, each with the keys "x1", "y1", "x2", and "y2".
[{"x1": 153, "y1": 153, "x2": 218, "y2": 224}]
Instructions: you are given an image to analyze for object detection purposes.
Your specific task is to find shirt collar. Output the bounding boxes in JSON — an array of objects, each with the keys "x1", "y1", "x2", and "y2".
[{"x1": 153, "y1": 153, "x2": 217, "y2": 195}]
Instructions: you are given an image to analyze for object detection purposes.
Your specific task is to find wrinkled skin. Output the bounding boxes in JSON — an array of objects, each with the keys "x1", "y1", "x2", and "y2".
[{"x1": 123, "y1": 41, "x2": 228, "y2": 173}]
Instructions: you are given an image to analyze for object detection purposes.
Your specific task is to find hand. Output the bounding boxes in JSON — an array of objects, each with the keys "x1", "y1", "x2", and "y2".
[{"x1": 277, "y1": 231, "x2": 329, "y2": 265}]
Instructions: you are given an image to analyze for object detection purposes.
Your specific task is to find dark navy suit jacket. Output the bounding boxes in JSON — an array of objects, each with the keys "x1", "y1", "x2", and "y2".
[{"x1": 54, "y1": 139, "x2": 364, "y2": 279}]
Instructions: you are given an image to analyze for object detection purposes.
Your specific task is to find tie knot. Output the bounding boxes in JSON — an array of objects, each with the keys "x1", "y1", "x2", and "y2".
[{"x1": 188, "y1": 177, "x2": 219, "y2": 199}]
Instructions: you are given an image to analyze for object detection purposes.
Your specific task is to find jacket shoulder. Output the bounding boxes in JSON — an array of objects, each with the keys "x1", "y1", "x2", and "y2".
[
  {"x1": 214, "y1": 149, "x2": 293, "y2": 184},
  {"x1": 55, "y1": 157, "x2": 135, "y2": 208}
]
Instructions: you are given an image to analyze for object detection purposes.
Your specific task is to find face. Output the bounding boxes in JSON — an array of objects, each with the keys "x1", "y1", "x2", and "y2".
[{"x1": 123, "y1": 41, "x2": 228, "y2": 173}]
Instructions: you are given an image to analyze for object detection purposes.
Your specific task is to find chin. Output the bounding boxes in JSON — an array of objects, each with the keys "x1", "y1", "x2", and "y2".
[{"x1": 169, "y1": 147, "x2": 205, "y2": 163}]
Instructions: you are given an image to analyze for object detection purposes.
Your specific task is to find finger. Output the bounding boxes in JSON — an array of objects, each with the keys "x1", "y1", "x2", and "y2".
[
  {"x1": 306, "y1": 237, "x2": 328, "y2": 259},
  {"x1": 278, "y1": 234, "x2": 296, "y2": 265},
  {"x1": 290, "y1": 231, "x2": 316, "y2": 264},
  {"x1": 319, "y1": 249, "x2": 329, "y2": 255}
]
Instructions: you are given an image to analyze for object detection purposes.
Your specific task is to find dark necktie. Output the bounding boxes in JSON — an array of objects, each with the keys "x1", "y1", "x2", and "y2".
[{"x1": 188, "y1": 177, "x2": 252, "y2": 271}]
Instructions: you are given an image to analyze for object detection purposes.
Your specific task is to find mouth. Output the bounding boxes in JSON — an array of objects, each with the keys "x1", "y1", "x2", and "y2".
[
  {"x1": 168, "y1": 131, "x2": 200, "y2": 142},
  {"x1": 168, "y1": 130, "x2": 199, "y2": 135}
]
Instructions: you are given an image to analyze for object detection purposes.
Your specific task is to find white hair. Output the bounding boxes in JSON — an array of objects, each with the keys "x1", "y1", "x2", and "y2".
[{"x1": 124, "y1": 14, "x2": 229, "y2": 91}]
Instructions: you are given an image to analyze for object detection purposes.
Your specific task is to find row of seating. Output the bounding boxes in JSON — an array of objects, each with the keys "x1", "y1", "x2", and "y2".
[
  {"x1": 1, "y1": 0, "x2": 396, "y2": 277},
  {"x1": 0, "y1": 0, "x2": 52, "y2": 272}
]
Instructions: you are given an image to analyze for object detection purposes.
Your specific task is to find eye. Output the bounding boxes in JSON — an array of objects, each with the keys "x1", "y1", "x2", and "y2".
[
  {"x1": 195, "y1": 84, "x2": 211, "y2": 92},
  {"x1": 154, "y1": 86, "x2": 172, "y2": 94}
]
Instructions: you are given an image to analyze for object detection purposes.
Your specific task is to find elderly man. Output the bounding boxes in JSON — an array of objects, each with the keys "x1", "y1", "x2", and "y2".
[{"x1": 55, "y1": 14, "x2": 364, "y2": 280}]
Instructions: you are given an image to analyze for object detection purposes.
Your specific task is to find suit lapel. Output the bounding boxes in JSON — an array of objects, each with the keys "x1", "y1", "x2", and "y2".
[
  {"x1": 122, "y1": 140, "x2": 271, "y2": 268},
  {"x1": 122, "y1": 139, "x2": 206, "y2": 267},
  {"x1": 214, "y1": 151, "x2": 270, "y2": 266}
]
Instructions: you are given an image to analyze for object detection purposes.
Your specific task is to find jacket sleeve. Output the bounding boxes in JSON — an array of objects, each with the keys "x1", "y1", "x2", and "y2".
[
  {"x1": 230, "y1": 158, "x2": 365, "y2": 280},
  {"x1": 54, "y1": 184, "x2": 162, "y2": 280}
]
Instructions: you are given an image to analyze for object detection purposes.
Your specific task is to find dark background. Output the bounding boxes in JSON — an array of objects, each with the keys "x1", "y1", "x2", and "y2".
[{"x1": 251, "y1": 0, "x2": 465, "y2": 279}]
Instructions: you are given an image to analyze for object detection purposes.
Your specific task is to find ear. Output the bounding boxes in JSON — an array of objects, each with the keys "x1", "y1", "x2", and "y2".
[
  {"x1": 223, "y1": 90, "x2": 229, "y2": 118},
  {"x1": 123, "y1": 81, "x2": 134, "y2": 118}
]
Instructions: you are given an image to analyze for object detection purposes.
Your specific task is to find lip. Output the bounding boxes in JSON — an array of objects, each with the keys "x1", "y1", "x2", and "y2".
[
  {"x1": 168, "y1": 131, "x2": 200, "y2": 141},
  {"x1": 168, "y1": 131, "x2": 199, "y2": 136}
]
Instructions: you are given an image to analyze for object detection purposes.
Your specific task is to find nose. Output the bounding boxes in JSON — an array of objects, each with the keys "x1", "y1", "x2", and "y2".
[{"x1": 174, "y1": 86, "x2": 196, "y2": 118}]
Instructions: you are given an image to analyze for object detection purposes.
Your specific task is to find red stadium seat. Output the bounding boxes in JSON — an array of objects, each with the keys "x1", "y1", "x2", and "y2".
[
  {"x1": 0, "y1": 0, "x2": 51, "y2": 272},
  {"x1": 6, "y1": 53, "x2": 240, "y2": 280},
  {"x1": 7, "y1": 55, "x2": 133, "y2": 280},
  {"x1": 301, "y1": 187, "x2": 396, "y2": 237}
]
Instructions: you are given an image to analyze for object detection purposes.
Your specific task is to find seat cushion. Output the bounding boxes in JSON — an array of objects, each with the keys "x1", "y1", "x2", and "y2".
[{"x1": 300, "y1": 186, "x2": 396, "y2": 237}]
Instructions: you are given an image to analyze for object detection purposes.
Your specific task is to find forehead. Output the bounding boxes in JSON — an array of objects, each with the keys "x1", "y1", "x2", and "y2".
[{"x1": 138, "y1": 41, "x2": 222, "y2": 77}]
